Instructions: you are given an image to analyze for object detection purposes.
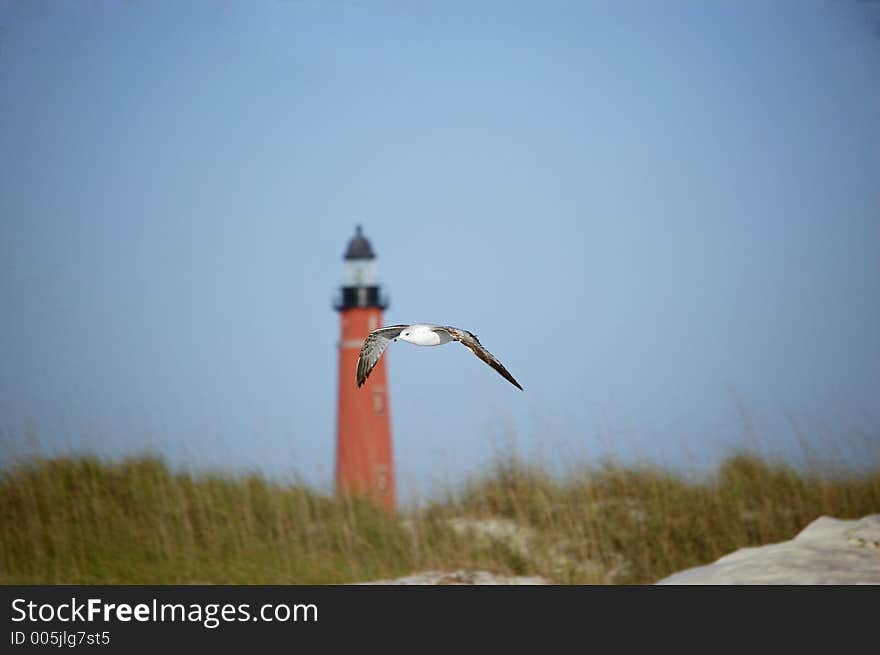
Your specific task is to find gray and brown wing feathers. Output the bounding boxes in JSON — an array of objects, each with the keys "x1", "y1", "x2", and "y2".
[
  {"x1": 356, "y1": 325, "x2": 407, "y2": 388},
  {"x1": 438, "y1": 326, "x2": 523, "y2": 390}
]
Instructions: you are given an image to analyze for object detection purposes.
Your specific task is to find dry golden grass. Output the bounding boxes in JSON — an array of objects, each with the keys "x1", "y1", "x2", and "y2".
[{"x1": 1, "y1": 451, "x2": 878, "y2": 584}]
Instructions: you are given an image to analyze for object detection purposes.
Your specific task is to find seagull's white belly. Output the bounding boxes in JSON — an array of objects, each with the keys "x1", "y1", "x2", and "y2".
[
  {"x1": 401, "y1": 325, "x2": 452, "y2": 347},
  {"x1": 406, "y1": 331, "x2": 443, "y2": 346}
]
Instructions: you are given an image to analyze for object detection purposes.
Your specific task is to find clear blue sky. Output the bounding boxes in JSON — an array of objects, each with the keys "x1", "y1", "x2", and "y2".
[{"x1": 2, "y1": 1, "x2": 879, "y2": 501}]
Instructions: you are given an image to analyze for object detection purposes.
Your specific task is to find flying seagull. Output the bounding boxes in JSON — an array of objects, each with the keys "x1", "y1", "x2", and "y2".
[{"x1": 356, "y1": 324, "x2": 523, "y2": 391}]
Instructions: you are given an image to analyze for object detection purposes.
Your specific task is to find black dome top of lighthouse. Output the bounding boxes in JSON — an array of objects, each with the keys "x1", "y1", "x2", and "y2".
[{"x1": 344, "y1": 225, "x2": 376, "y2": 260}]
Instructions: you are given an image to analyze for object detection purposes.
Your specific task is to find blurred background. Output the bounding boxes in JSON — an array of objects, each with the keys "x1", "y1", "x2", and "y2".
[{"x1": 2, "y1": 0, "x2": 879, "y2": 507}]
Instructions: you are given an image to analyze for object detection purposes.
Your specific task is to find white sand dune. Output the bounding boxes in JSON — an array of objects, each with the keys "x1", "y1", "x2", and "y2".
[
  {"x1": 359, "y1": 514, "x2": 880, "y2": 585},
  {"x1": 657, "y1": 514, "x2": 880, "y2": 585},
  {"x1": 358, "y1": 570, "x2": 548, "y2": 585}
]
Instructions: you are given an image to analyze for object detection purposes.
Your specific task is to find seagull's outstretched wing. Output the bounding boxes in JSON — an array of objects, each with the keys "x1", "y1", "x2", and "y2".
[
  {"x1": 436, "y1": 326, "x2": 523, "y2": 390},
  {"x1": 356, "y1": 325, "x2": 407, "y2": 388}
]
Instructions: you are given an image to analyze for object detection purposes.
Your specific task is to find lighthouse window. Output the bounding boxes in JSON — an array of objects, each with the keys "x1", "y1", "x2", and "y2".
[
  {"x1": 375, "y1": 465, "x2": 389, "y2": 495},
  {"x1": 373, "y1": 389, "x2": 385, "y2": 414}
]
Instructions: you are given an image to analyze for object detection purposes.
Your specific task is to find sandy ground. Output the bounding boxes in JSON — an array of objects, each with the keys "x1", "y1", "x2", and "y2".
[
  {"x1": 359, "y1": 514, "x2": 880, "y2": 585},
  {"x1": 358, "y1": 570, "x2": 548, "y2": 585},
  {"x1": 657, "y1": 514, "x2": 880, "y2": 584}
]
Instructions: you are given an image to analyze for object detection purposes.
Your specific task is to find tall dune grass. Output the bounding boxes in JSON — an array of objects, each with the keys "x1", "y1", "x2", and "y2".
[{"x1": 1, "y1": 451, "x2": 878, "y2": 584}]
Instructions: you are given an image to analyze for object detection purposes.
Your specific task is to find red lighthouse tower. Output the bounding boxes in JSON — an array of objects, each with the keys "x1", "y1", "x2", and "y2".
[{"x1": 333, "y1": 226, "x2": 395, "y2": 511}]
